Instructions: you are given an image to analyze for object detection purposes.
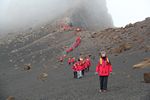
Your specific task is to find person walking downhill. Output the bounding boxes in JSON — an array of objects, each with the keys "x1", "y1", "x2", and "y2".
[
  {"x1": 68, "y1": 57, "x2": 72, "y2": 65},
  {"x1": 79, "y1": 57, "x2": 85, "y2": 76},
  {"x1": 75, "y1": 59, "x2": 83, "y2": 79},
  {"x1": 71, "y1": 57, "x2": 76, "y2": 64},
  {"x1": 72, "y1": 62, "x2": 78, "y2": 78},
  {"x1": 85, "y1": 56, "x2": 91, "y2": 72},
  {"x1": 95, "y1": 51, "x2": 112, "y2": 93}
]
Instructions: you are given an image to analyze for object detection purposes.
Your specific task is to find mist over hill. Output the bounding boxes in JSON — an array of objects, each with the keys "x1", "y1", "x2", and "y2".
[
  {"x1": 0, "y1": 1, "x2": 150, "y2": 100},
  {"x1": 0, "y1": 0, "x2": 113, "y2": 34}
]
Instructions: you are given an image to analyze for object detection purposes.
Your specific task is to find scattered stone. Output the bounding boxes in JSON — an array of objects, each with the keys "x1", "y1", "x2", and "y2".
[
  {"x1": 144, "y1": 58, "x2": 150, "y2": 61},
  {"x1": 42, "y1": 58, "x2": 46, "y2": 61},
  {"x1": 32, "y1": 56, "x2": 35, "y2": 59},
  {"x1": 144, "y1": 45, "x2": 150, "y2": 52},
  {"x1": 11, "y1": 49, "x2": 18, "y2": 53},
  {"x1": 14, "y1": 67, "x2": 19, "y2": 70},
  {"x1": 123, "y1": 60, "x2": 126, "y2": 63},
  {"x1": 20, "y1": 59, "x2": 24, "y2": 62},
  {"x1": 38, "y1": 73, "x2": 48, "y2": 81},
  {"x1": 119, "y1": 43, "x2": 132, "y2": 51},
  {"x1": 41, "y1": 26, "x2": 44, "y2": 29},
  {"x1": 14, "y1": 64, "x2": 18, "y2": 67},
  {"x1": 91, "y1": 32, "x2": 97, "y2": 38},
  {"x1": 24, "y1": 64, "x2": 32, "y2": 71},
  {"x1": 125, "y1": 23, "x2": 134, "y2": 28},
  {"x1": 144, "y1": 72, "x2": 150, "y2": 83},
  {"x1": 133, "y1": 58, "x2": 150, "y2": 69},
  {"x1": 112, "y1": 35, "x2": 119, "y2": 40},
  {"x1": 6, "y1": 96, "x2": 15, "y2": 100},
  {"x1": 9, "y1": 59, "x2": 13, "y2": 63},
  {"x1": 112, "y1": 43, "x2": 132, "y2": 53},
  {"x1": 127, "y1": 75, "x2": 131, "y2": 78},
  {"x1": 112, "y1": 47, "x2": 122, "y2": 53},
  {"x1": 8, "y1": 39, "x2": 12, "y2": 43},
  {"x1": 53, "y1": 66, "x2": 58, "y2": 69},
  {"x1": 40, "y1": 51, "x2": 43, "y2": 55}
]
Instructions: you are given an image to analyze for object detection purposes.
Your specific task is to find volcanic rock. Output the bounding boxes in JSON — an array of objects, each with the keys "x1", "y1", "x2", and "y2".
[{"x1": 144, "y1": 73, "x2": 150, "y2": 83}]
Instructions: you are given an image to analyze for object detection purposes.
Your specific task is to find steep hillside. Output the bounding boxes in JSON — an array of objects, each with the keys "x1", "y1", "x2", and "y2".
[{"x1": 0, "y1": 18, "x2": 150, "y2": 100}]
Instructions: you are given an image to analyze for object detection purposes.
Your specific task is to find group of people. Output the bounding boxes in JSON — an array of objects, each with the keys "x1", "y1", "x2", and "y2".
[
  {"x1": 66, "y1": 36, "x2": 81, "y2": 53},
  {"x1": 68, "y1": 51, "x2": 113, "y2": 93},
  {"x1": 58, "y1": 36, "x2": 81, "y2": 63},
  {"x1": 68, "y1": 55, "x2": 91, "y2": 79},
  {"x1": 59, "y1": 25, "x2": 113, "y2": 93},
  {"x1": 58, "y1": 25, "x2": 113, "y2": 93}
]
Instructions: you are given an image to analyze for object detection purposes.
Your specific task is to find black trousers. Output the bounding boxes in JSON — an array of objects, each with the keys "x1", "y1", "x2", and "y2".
[
  {"x1": 74, "y1": 71, "x2": 77, "y2": 78},
  {"x1": 82, "y1": 70, "x2": 84, "y2": 76},
  {"x1": 85, "y1": 67, "x2": 89, "y2": 72},
  {"x1": 99, "y1": 76, "x2": 108, "y2": 90}
]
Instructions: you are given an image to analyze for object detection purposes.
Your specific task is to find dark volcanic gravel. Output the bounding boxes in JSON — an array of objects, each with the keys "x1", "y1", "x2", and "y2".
[{"x1": 0, "y1": 18, "x2": 150, "y2": 100}]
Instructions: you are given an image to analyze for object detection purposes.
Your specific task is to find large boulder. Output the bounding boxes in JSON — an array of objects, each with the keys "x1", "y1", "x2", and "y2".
[
  {"x1": 112, "y1": 43, "x2": 132, "y2": 54},
  {"x1": 6, "y1": 96, "x2": 15, "y2": 100},
  {"x1": 133, "y1": 58, "x2": 150, "y2": 69},
  {"x1": 144, "y1": 72, "x2": 150, "y2": 83}
]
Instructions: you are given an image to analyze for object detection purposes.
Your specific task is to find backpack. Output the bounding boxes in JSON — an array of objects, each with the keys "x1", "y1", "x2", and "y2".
[{"x1": 99, "y1": 57, "x2": 110, "y2": 65}]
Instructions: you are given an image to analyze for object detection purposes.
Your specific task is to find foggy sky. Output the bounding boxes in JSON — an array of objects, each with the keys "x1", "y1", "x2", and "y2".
[
  {"x1": 107, "y1": 0, "x2": 150, "y2": 27},
  {"x1": 0, "y1": 0, "x2": 113, "y2": 34},
  {"x1": 70, "y1": 0, "x2": 113, "y2": 31}
]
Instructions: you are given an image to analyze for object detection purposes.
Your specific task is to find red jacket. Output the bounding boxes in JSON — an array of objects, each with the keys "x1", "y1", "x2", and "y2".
[
  {"x1": 96, "y1": 58, "x2": 112, "y2": 76},
  {"x1": 72, "y1": 63, "x2": 78, "y2": 71},
  {"x1": 73, "y1": 42, "x2": 80, "y2": 48},
  {"x1": 76, "y1": 36, "x2": 81, "y2": 42},
  {"x1": 74, "y1": 61, "x2": 84, "y2": 71},
  {"x1": 85, "y1": 58, "x2": 91, "y2": 68},
  {"x1": 71, "y1": 58, "x2": 75, "y2": 64},
  {"x1": 68, "y1": 58, "x2": 71, "y2": 64},
  {"x1": 66, "y1": 47, "x2": 73, "y2": 53},
  {"x1": 59, "y1": 56, "x2": 63, "y2": 62}
]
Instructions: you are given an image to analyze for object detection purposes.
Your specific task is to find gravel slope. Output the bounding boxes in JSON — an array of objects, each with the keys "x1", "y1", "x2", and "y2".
[{"x1": 0, "y1": 18, "x2": 150, "y2": 100}]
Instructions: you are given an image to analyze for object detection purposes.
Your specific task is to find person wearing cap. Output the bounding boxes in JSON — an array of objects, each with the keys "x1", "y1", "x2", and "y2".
[{"x1": 95, "y1": 51, "x2": 112, "y2": 93}]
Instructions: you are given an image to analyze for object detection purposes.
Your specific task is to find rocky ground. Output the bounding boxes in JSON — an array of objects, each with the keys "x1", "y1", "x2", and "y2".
[{"x1": 0, "y1": 18, "x2": 150, "y2": 100}]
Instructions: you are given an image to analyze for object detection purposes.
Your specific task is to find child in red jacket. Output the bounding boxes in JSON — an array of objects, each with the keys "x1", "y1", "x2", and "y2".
[
  {"x1": 79, "y1": 57, "x2": 85, "y2": 76},
  {"x1": 75, "y1": 58, "x2": 85, "y2": 79},
  {"x1": 71, "y1": 57, "x2": 76, "y2": 64},
  {"x1": 72, "y1": 62, "x2": 78, "y2": 78},
  {"x1": 68, "y1": 57, "x2": 76, "y2": 65},
  {"x1": 68, "y1": 57, "x2": 72, "y2": 65},
  {"x1": 95, "y1": 51, "x2": 112, "y2": 93},
  {"x1": 85, "y1": 56, "x2": 91, "y2": 72}
]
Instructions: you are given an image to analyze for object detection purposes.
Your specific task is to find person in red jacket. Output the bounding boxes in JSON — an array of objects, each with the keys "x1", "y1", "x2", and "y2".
[
  {"x1": 95, "y1": 51, "x2": 112, "y2": 93},
  {"x1": 66, "y1": 47, "x2": 73, "y2": 53},
  {"x1": 73, "y1": 36, "x2": 81, "y2": 48},
  {"x1": 59, "y1": 56, "x2": 63, "y2": 62},
  {"x1": 72, "y1": 62, "x2": 78, "y2": 78},
  {"x1": 73, "y1": 58, "x2": 85, "y2": 79},
  {"x1": 68, "y1": 57, "x2": 72, "y2": 65},
  {"x1": 71, "y1": 57, "x2": 76, "y2": 64},
  {"x1": 85, "y1": 56, "x2": 91, "y2": 72},
  {"x1": 79, "y1": 57, "x2": 85, "y2": 76}
]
